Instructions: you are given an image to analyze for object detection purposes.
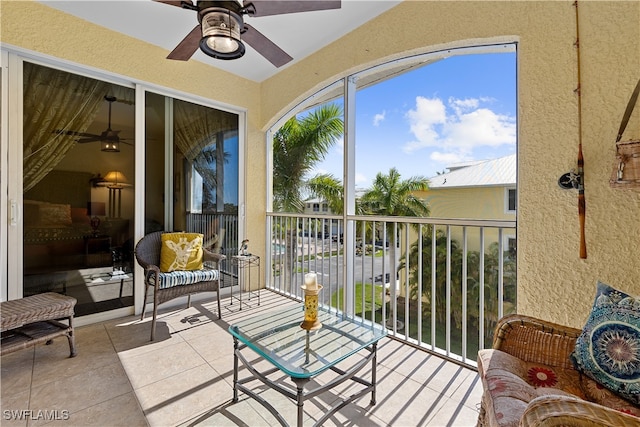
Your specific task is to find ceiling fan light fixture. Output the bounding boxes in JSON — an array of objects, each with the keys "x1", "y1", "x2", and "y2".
[
  {"x1": 101, "y1": 140, "x2": 120, "y2": 152},
  {"x1": 199, "y1": 8, "x2": 245, "y2": 60}
]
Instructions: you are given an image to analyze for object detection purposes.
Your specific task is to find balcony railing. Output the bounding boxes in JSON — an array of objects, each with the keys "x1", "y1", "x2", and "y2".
[
  {"x1": 267, "y1": 212, "x2": 516, "y2": 368},
  {"x1": 186, "y1": 212, "x2": 239, "y2": 285}
]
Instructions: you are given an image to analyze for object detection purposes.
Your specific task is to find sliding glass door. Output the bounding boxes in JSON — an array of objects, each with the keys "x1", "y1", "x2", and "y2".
[
  {"x1": 1, "y1": 54, "x2": 242, "y2": 317},
  {"x1": 22, "y1": 62, "x2": 136, "y2": 316}
]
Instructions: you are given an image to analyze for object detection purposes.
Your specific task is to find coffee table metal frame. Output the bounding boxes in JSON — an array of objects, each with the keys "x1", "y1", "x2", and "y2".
[{"x1": 229, "y1": 306, "x2": 386, "y2": 427}]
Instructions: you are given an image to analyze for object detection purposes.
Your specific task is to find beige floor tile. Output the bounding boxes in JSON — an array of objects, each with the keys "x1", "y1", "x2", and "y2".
[
  {"x1": 364, "y1": 366, "x2": 449, "y2": 426},
  {"x1": 401, "y1": 353, "x2": 474, "y2": 397},
  {"x1": 314, "y1": 402, "x2": 388, "y2": 427},
  {"x1": 425, "y1": 395, "x2": 481, "y2": 426},
  {"x1": 31, "y1": 324, "x2": 120, "y2": 388},
  {"x1": 178, "y1": 396, "x2": 272, "y2": 427},
  {"x1": 28, "y1": 362, "x2": 133, "y2": 426},
  {"x1": 376, "y1": 337, "x2": 416, "y2": 367},
  {"x1": 109, "y1": 307, "x2": 198, "y2": 341},
  {"x1": 155, "y1": 305, "x2": 214, "y2": 331},
  {"x1": 187, "y1": 328, "x2": 235, "y2": 364},
  {"x1": 168, "y1": 302, "x2": 226, "y2": 339},
  {"x1": 449, "y1": 370, "x2": 483, "y2": 411},
  {"x1": 39, "y1": 392, "x2": 148, "y2": 427},
  {"x1": 1, "y1": 350, "x2": 34, "y2": 400},
  {"x1": 0, "y1": 389, "x2": 30, "y2": 427},
  {"x1": 119, "y1": 340, "x2": 206, "y2": 389},
  {"x1": 243, "y1": 386, "x2": 322, "y2": 427},
  {"x1": 107, "y1": 319, "x2": 186, "y2": 358},
  {"x1": 134, "y1": 363, "x2": 230, "y2": 427}
]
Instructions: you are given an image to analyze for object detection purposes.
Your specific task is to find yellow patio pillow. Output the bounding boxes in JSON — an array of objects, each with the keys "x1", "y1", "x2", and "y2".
[{"x1": 159, "y1": 232, "x2": 204, "y2": 272}]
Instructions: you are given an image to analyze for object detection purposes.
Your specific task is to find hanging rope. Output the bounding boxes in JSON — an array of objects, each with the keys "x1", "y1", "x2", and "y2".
[{"x1": 574, "y1": 0, "x2": 587, "y2": 259}]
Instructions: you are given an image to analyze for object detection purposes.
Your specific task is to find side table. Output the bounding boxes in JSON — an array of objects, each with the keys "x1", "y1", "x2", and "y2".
[{"x1": 228, "y1": 255, "x2": 260, "y2": 311}]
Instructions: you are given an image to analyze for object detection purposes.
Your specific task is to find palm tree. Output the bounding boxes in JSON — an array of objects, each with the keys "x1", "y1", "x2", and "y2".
[
  {"x1": 360, "y1": 168, "x2": 430, "y2": 327},
  {"x1": 307, "y1": 173, "x2": 344, "y2": 214},
  {"x1": 272, "y1": 103, "x2": 344, "y2": 292},
  {"x1": 272, "y1": 104, "x2": 344, "y2": 212}
]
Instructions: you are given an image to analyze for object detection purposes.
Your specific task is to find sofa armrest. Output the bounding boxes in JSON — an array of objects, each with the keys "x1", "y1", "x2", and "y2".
[
  {"x1": 520, "y1": 395, "x2": 640, "y2": 427},
  {"x1": 493, "y1": 314, "x2": 582, "y2": 369}
]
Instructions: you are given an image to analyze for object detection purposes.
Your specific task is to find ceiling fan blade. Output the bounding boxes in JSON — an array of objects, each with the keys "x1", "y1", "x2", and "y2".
[
  {"x1": 76, "y1": 137, "x2": 103, "y2": 144},
  {"x1": 54, "y1": 129, "x2": 100, "y2": 138},
  {"x1": 242, "y1": 24, "x2": 292, "y2": 68},
  {"x1": 153, "y1": 0, "x2": 194, "y2": 8},
  {"x1": 167, "y1": 25, "x2": 201, "y2": 60},
  {"x1": 245, "y1": 0, "x2": 340, "y2": 17}
]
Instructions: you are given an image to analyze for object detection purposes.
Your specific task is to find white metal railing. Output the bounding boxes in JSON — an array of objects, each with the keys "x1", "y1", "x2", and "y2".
[
  {"x1": 186, "y1": 213, "x2": 238, "y2": 285},
  {"x1": 266, "y1": 213, "x2": 517, "y2": 368}
]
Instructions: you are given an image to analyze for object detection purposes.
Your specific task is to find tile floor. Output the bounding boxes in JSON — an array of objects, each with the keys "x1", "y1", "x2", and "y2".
[{"x1": 1, "y1": 290, "x2": 483, "y2": 426}]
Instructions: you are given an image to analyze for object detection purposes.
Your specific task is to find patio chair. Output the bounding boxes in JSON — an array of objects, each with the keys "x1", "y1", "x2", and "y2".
[{"x1": 134, "y1": 231, "x2": 225, "y2": 341}]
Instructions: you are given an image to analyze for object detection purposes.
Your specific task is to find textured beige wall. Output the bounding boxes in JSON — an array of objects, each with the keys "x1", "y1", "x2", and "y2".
[
  {"x1": 2, "y1": 1, "x2": 638, "y2": 327},
  {"x1": 422, "y1": 187, "x2": 515, "y2": 221},
  {"x1": 260, "y1": 1, "x2": 640, "y2": 328},
  {"x1": 422, "y1": 186, "x2": 516, "y2": 252}
]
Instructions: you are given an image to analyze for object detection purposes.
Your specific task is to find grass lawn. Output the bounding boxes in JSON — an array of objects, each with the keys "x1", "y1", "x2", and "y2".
[
  {"x1": 330, "y1": 282, "x2": 384, "y2": 314},
  {"x1": 329, "y1": 285, "x2": 484, "y2": 359}
]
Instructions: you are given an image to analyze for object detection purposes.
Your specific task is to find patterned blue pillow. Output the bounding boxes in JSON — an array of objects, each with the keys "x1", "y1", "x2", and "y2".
[{"x1": 570, "y1": 281, "x2": 640, "y2": 405}]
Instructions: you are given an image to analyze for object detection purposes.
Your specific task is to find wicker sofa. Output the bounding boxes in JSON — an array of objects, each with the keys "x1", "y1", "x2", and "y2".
[{"x1": 477, "y1": 314, "x2": 640, "y2": 427}]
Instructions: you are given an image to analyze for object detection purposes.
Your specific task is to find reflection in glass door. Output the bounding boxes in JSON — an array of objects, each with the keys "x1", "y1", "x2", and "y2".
[
  {"x1": 22, "y1": 62, "x2": 135, "y2": 316},
  {"x1": 144, "y1": 93, "x2": 239, "y2": 284}
]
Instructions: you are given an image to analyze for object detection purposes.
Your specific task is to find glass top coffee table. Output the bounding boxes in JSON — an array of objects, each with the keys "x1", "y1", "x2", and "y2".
[{"x1": 228, "y1": 305, "x2": 387, "y2": 427}]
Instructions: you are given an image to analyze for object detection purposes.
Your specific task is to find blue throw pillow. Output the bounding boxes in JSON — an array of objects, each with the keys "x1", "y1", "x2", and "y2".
[{"x1": 570, "y1": 281, "x2": 640, "y2": 405}]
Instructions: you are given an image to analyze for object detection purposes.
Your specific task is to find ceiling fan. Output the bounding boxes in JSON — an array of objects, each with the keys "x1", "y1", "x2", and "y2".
[
  {"x1": 156, "y1": 0, "x2": 341, "y2": 67},
  {"x1": 56, "y1": 95, "x2": 132, "y2": 152}
]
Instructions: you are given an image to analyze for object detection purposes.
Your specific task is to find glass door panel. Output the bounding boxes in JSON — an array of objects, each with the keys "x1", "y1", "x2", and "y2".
[
  {"x1": 22, "y1": 62, "x2": 135, "y2": 316},
  {"x1": 144, "y1": 92, "x2": 239, "y2": 284},
  {"x1": 173, "y1": 98, "x2": 239, "y2": 280}
]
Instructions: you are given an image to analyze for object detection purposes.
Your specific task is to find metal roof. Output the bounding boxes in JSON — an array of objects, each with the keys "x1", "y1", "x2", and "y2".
[{"x1": 427, "y1": 154, "x2": 516, "y2": 189}]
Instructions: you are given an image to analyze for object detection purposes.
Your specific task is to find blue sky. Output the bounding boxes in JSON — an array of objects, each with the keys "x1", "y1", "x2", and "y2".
[{"x1": 312, "y1": 52, "x2": 517, "y2": 189}]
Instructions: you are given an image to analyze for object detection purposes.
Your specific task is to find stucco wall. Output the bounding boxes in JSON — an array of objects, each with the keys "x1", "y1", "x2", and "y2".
[
  {"x1": 259, "y1": 1, "x2": 640, "y2": 328},
  {"x1": 423, "y1": 187, "x2": 515, "y2": 221},
  {"x1": 421, "y1": 186, "x2": 516, "y2": 252}
]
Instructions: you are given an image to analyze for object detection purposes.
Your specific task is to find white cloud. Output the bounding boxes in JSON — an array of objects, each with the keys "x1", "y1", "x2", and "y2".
[
  {"x1": 449, "y1": 97, "x2": 479, "y2": 115},
  {"x1": 430, "y1": 151, "x2": 467, "y2": 164},
  {"x1": 402, "y1": 96, "x2": 516, "y2": 162},
  {"x1": 444, "y1": 108, "x2": 515, "y2": 149},
  {"x1": 404, "y1": 97, "x2": 446, "y2": 152},
  {"x1": 373, "y1": 111, "x2": 386, "y2": 126}
]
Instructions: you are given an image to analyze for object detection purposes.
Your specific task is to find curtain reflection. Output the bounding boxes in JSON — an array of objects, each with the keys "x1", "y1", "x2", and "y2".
[{"x1": 22, "y1": 63, "x2": 136, "y2": 192}]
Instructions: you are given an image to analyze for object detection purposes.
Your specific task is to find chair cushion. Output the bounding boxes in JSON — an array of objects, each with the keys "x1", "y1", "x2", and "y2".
[
  {"x1": 478, "y1": 349, "x2": 587, "y2": 426},
  {"x1": 478, "y1": 349, "x2": 640, "y2": 427},
  {"x1": 570, "y1": 281, "x2": 640, "y2": 405},
  {"x1": 150, "y1": 269, "x2": 219, "y2": 290},
  {"x1": 159, "y1": 232, "x2": 204, "y2": 272}
]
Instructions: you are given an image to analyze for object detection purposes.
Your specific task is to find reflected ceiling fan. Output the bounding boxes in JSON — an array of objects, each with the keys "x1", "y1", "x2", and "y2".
[
  {"x1": 56, "y1": 95, "x2": 132, "y2": 152},
  {"x1": 156, "y1": 0, "x2": 341, "y2": 67}
]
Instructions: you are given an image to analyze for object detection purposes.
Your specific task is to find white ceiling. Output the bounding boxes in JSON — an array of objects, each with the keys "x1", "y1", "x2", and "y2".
[{"x1": 38, "y1": 0, "x2": 402, "y2": 82}]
